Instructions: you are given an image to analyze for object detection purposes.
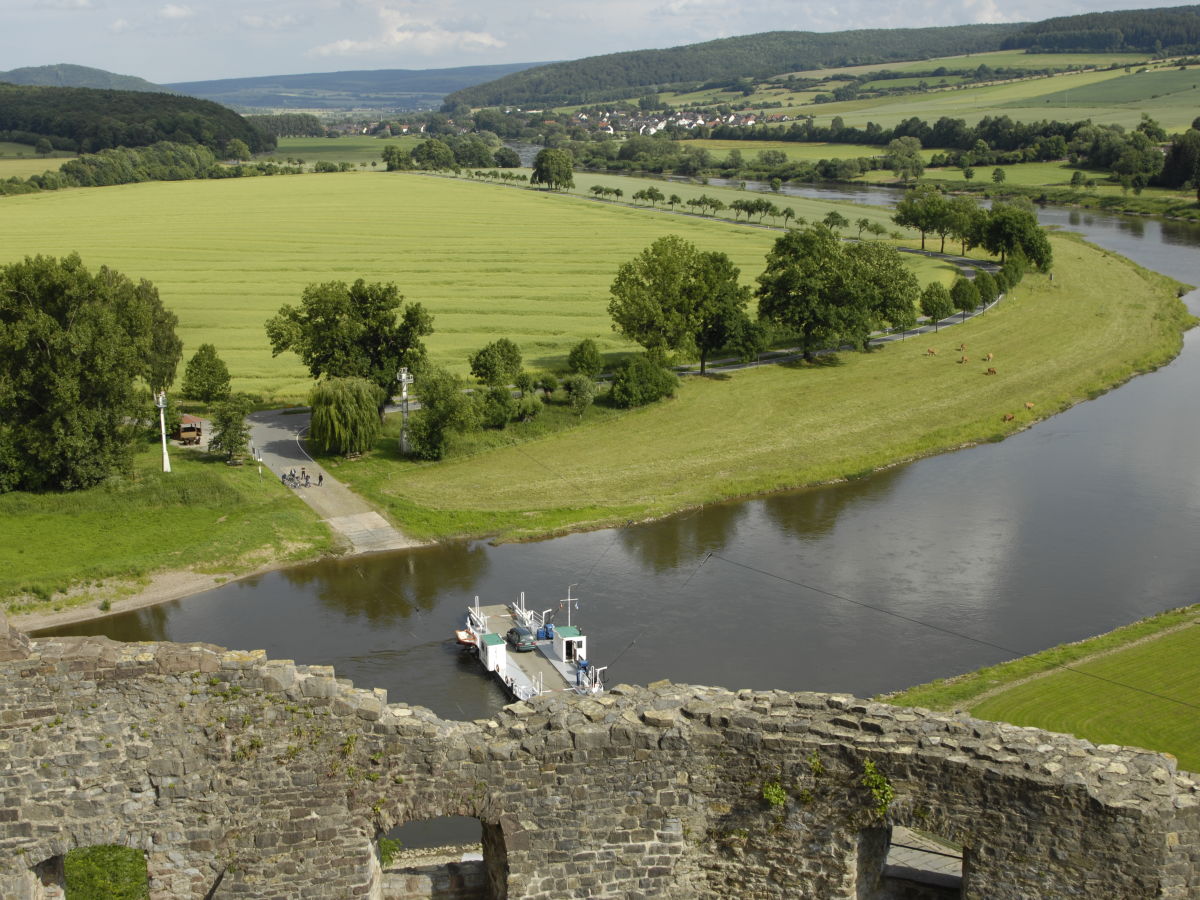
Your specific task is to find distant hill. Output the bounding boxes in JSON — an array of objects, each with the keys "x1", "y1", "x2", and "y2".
[
  {"x1": 444, "y1": 24, "x2": 1025, "y2": 108},
  {"x1": 1003, "y1": 4, "x2": 1200, "y2": 53},
  {"x1": 167, "y1": 62, "x2": 547, "y2": 110},
  {"x1": 0, "y1": 84, "x2": 273, "y2": 154},
  {"x1": 0, "y1": 63, "x2": 164, "y2": 93}
]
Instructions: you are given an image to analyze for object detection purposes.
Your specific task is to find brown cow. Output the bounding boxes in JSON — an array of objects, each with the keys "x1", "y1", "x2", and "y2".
[
  {"x1": 926, "y1": 347, "x2": 938, "y2": 356},
  {"x1": 1025, "y1": 401, "x2": 1035, "y2": 410},
  {"x1": 957, "y1": 343, "x2": 967, "y2": 352},
  {"x1": 1003, "y1": 413, "x2": 1016, "y2": 422},
  {"x1": 958, "y1": 355, "x2": 969, "y2": 364},
  {"x1": 984, "y1": 352, "x2": 994, "y2": 362},
  {"x1": 985, "y1": 367, "x2": 997, "y2": 375}
]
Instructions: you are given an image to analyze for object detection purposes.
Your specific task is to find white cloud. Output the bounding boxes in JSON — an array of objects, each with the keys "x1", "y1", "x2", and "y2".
[
  {"x1": 311, "y1": 2, "x2": 504, "y2": 58},
  {"x1": 109, "y1": 17, "x2": 131, "y2": 32},
  {"x1": 240, "y1": 12, "x2": 301, "y2": 30},
  {"x1": 160, "y1": 4, "x2": 194, "y2": 19}
]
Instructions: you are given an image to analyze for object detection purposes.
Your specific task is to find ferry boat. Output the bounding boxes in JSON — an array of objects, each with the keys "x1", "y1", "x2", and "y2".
[{"x1": 455, "y1": 589, "x2": 605, "y2": 700}]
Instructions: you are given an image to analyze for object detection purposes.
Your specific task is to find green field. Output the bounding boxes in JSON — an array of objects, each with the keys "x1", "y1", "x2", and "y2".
[
  {"x1": 886, "y1": 604, "x2": 1200, "y2": 771},
  {"x1": 0, "y1": 441, "x2": 333, "y2": 610},
  {"x1": 791, "y1": 50, "x2": 1150, "y2": 80},
  {"x1": 685, "y1": 139, "x2": 935, "y2": 163},
  {"x1": 0, "y1": 171, "x2": 927, "y2": 399},
  {"x1": 328, "y1": 233, "x2": 1189, "y2": 541},
  {"x1": 273, "y1": 135, "x2": 421, "y2": 165},
  {"x1": 971, "y1": 625, "x2": 1200, "y2": 770}
]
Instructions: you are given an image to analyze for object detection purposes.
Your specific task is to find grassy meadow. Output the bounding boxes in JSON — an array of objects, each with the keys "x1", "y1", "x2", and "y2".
[
  {"x1": 329, "y1": 233, "x2": 1190, "y2": 541},
  {"x1": 790, "y1": 50, "x2": 1150, "y2": 80},
  {"x1": 0, "y1": 441, "x2": 333, "y2": 612},
  {"x1": 273, "y1": 134, "x2": 421, "y2": 166},
  {"x1": 886, "y1": 604, "x2": 1200, "y2": 771},
  {"x1": 684, "y1": 139, "x2": 935, "y2": 163},
  {"x1": 0, "y1": 171, "x2": 937, "y2": 399}
]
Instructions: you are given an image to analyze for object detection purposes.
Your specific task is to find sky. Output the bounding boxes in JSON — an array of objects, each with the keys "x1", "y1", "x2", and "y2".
[{"x1": 1, "y1": 0, "x2": 1189, "y2": 84}]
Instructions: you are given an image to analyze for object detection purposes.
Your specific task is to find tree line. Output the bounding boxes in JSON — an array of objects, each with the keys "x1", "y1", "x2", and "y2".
[{"x1": 1002, "y1": 5, "x2": 1200, "y2": 53}]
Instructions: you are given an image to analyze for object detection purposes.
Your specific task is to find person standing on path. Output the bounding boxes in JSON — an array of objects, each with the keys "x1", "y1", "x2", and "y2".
[{"x1": 318, "y1": 473, "x2": 323, "y2": 487}]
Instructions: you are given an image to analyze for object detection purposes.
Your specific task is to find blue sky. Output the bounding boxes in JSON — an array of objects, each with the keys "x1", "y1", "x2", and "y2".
[{"x1": 1, "y1": 0, "x2": 1186, "y2": 83}]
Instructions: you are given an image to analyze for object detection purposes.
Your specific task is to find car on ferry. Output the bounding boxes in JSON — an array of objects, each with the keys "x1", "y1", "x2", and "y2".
[{"x1": 505, "y1": 626, "x2": 536, "y2": 653}]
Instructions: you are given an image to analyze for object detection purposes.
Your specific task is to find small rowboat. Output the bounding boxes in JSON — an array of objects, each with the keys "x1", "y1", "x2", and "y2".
[{"x1": 455, "y1": 628, "x2": 477, "y2": 647}]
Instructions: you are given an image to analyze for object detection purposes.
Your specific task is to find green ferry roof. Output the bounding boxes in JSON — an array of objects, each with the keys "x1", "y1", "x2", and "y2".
[
  {"x1": 556, "y1": 626, "x2": 581, "y2": 638},
  {"x1": 482, "y1": 633, "x2": 504, "y2": 646}
]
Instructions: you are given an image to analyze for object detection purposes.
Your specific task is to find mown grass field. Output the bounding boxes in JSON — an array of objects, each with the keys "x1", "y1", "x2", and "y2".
[
  {"x1": 886, "y1": 604, "x2": 1200, "y2": 771},
  {"x1": 330, "y1": 233, "x2": 1190, "y2": 541},
  {"x1": 971, "y1": 625, "x2": 1200, "y2": 771},
  {"x1": 0, "y1": 171, "x2": 937, "y2": 399},
  {"x1": 0, "y1": 442, "x2": 333, "y2": 610},
  {"x1": 917, "y1": 160, "x2": 1196, "y2": 204},
  {"x1": 791, "y1": 51, "x2": 1150, "y2": 80},
  {"x1": 799, "y1": 64, "x2": 1199, "y2": 131},
  {"x1": 272, "y1": 135, "x2": 421, "y2": 165},
  {"x1": 684, "y1": 139, "x2": 935, "y2": 163}
]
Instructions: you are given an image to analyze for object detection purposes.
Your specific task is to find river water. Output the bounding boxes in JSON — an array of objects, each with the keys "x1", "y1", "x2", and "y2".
[{"x1": 41, "y1": 188, "x2": 1200, "y2": 729}]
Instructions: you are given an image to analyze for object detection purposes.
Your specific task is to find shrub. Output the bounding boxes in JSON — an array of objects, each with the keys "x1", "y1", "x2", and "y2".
[
  {"x1": 480, "y1": 385, "x2": 517, "y2": 429},
  {"x1": 64, "y1": 845, "x2": 149, "y2": 900},
  {"x1": 567, "y1": 338, "x2": 604, "y2": 378},
  {"x1": 609, "y1": 355, "x2": 678, "y2": 408},
  {"x1": 562, "y1": 374, "x2": 595, "y2": 417}
]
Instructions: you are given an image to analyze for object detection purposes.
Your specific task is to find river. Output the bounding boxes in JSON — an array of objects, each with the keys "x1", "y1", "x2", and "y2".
[{"x1": 40, "y1": 188, "x2": 1200, "y2": 730}]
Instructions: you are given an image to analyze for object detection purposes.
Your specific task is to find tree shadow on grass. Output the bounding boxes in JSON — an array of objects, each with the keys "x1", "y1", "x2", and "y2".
[
  {"x1": 693, "y1": 371, "x2": 732, "y2": 382},
  {"x1": 780, "y1": 354, "x2": 844, "y2": 370}
]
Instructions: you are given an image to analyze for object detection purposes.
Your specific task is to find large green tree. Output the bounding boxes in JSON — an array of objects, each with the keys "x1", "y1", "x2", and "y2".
[
  {"x1": 608, "y1": 235, "x2": 754, "y2": 374},
  {"x1": 885, "y1": 136, "x2": 925, "y2": 182},
  {"x1": 530, "y1": 148, "x2": 574, "y2": 190},
  {"x1": 309, "y1": 377, "x2": 385, "y2": 456},
  {"x1": 410, "y1": 138, "x2": 457, "y2": 172},
  {"x1": 892, "y1": 184, "x2": 947, "y2": 251},
  {"x1": 408, "y1": 366, "x2": 476, "y2": 460},
  {"x1": 208, "y1": 393, "x2": 252, "y2": 462},
  {"x1": 0, "y1": 253, "x2": 175, "y2": 492},
  {"x1": 980, "y1": 203, "x2": 1053, "y2": 270},
  {"x1": 468, "y1": 338, "x2": 523, "y2": 386},
  {"x1": 265, "y1": 279, "x2": 433, "y2": 415},
  {"x1": 181, "y1": 343, "x2": 230, "y2": 402},
  {"x1": 756, "y1": 225, "x2": 919, "y2": 359}
]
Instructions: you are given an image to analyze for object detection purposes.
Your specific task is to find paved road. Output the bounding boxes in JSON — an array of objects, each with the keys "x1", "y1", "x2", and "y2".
[{"x1": 248, "y1": 409, "x2": 420, "y2": 554}]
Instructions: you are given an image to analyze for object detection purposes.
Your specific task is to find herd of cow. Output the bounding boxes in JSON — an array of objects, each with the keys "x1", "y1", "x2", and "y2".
[{"x1": 923, "y1": 343, "x2": 1035, "y2": 423}]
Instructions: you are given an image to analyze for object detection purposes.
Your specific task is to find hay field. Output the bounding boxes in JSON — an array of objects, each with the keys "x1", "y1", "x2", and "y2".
[{"x1": 0, "y1": 172, "x2": 799, "y2": 399}]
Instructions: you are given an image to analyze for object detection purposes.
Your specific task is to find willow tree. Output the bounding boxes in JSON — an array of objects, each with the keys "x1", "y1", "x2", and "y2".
[{"x1": 309, "y1": 377, "x2": 385, "y2": 456}]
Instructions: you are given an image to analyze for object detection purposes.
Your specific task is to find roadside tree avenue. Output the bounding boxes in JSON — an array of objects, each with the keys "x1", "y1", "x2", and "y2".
[
  {"x1": 0, "y1": 253, "x2": 180, "y2": 493},
  {"x1": 756, "y1": 224, "x2": 919, "y2": 361},
  {"x1": 265, "y1": 278, "x2": 433, "y2": 417}
]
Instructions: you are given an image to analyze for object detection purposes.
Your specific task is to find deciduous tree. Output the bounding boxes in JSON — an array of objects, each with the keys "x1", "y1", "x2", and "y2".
[
  {"x1": 265, "y1": 279, "x2": 433, "y2": 416},
  {"x1": 567, "y1": 338, "x2": 604, "y2": 378},
  {"x1": 531, "y1": 148, "x2": 574, "y2": 190},
  {"x1": 0, "y1": 254, "x2": 176, "y2": 492},
  {"x1": 181, "y1": 343, "x2": 231, "y2": 402},
  {"x1": 309, "y1": 377, "x2": 384, "y2": 456},
  {"x1": 468, "y1": 338, "x2": 522, "y2": 386},
  {"x1": 208, "y1": 393, "x2": 252, "y2": 462}
]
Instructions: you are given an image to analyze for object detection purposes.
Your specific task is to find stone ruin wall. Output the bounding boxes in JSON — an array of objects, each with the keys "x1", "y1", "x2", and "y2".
[{"x1": 1, "y1": 614, "x2": 1198, "y2": 899}]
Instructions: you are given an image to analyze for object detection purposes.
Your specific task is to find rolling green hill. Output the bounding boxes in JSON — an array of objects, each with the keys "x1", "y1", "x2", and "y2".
[
  {"x1": 1003, "y1": 4, "x2": 1200, "y2": 53},
  {"x1": 445, "y1": 25, "x2": 1025, "y2": 108},
  {"x1": 0, "y1": 63, "x2": 164, "y2": 93},
  {"x1": 168, "y1": 63, "x2": 546, "y2": 110}
]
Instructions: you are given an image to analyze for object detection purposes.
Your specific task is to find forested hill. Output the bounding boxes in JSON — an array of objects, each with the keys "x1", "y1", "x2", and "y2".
[
  {"x1": 0, "y1": 84, "x2": 273, "y2": 154},
  {"x1": 0, "y1": 64, "x2": 164, "y2": 93},
  {"x1": 444, "y1": 24, "x2": 1024, "y2": 108},
  {"x1": 168, "y1": 62, "x2": 546, "y2": 110},
  {"x1": 1003, "y1": 4, "x2": 1200, "y2": 53}
]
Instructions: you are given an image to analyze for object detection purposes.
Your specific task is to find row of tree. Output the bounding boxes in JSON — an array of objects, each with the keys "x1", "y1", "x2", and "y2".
[{"x1": 892, "y1": 187, "x2": 1053, "y2": 269}]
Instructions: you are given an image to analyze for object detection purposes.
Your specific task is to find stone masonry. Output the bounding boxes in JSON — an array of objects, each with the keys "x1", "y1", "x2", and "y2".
[{"x1": 0, "y1": 613, "x2": 1197, "y2": 899}]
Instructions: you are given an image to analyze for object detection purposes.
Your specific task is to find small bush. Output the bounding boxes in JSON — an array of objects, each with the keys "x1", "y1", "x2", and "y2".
[
  {"x1": 609, "y1": 355, "x2": 678, "y2": 408},
  {"x1": 567, "y1": 338, "x2": 604, "y2": 378},
  {"x1": 480, "y1": 386, "x2": 517, "y2": 429}
]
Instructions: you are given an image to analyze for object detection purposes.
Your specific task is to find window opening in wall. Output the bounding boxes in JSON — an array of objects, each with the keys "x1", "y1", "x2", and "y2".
[
  {"x1": 882, "y1": 826, "x2": 964, "y2": 899},
  {"x1": 32, "y1": 854, "x2": 65, "y2": 899},
  {"x1": 380, "y1": 816, "x2": 507, "y2": 900}
]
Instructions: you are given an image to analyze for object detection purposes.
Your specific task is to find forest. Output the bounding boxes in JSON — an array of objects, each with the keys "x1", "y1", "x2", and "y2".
[
  {"x1": 0, "y1": 83, "x2": 273, "y2": 154},
  {"x1": 1003, "y1": 4, "x2": 1200, "y2": 53},
  {"x1": 445, "y1": 24, "x2": 1024, "y2": 108}
]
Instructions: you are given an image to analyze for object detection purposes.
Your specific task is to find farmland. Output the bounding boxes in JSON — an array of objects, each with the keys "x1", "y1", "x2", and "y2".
[
  {"x1": 0, "y1": 171, "x2": 929, "y2": 399},
  {"x1": 330, "y1": 233, "x2": 1189, "y2": 541}
]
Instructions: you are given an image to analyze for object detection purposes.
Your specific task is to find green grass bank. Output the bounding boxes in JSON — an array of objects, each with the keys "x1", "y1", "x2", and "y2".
[
  {"x1": 0, "y1": 443, "x2": 333, "y2": 615},
  {"x1": 884, "y1": 604, "x2": 1200, "y2": 771},
  {"x1": 330, "y1": 233, "x2": 1192, "y2": 542}
]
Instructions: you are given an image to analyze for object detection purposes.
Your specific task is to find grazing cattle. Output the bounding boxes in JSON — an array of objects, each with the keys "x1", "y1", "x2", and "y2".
[
  {"x1": 984, "y1": 352, "x2": 994, "y2": 362},
  {"x1": 957, "y1": 343, "x2": 967, "y2": 352},
  {"x1": 1025, "y1": 401, "x2": 1035, "y2": 410},
  {"x1": 957, "y1": 355, "x2": 968, "y2": 364},
  {"x1": 985, "y1": 367, "x2": 997, "y2": 376},
  {"x1": 1003, "y1": 413, "x2": 1016, "y2": 422},
  {"x1": 926, "y1": 348, "x2": 938, "y2": 356}
]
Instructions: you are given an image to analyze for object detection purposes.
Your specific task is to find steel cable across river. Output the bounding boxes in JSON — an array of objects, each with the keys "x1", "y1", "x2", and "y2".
[{"x1": 40, "y1": 188, "x2": 1200, "y2": 731}]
